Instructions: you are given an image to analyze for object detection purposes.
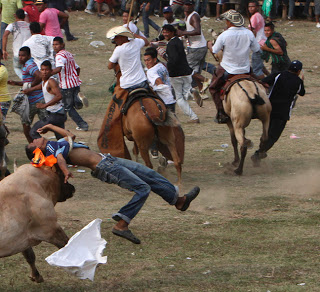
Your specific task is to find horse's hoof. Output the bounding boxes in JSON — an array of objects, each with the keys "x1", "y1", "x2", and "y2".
[
  {"x1": 234, "y1": 169, "x2": 243, "y2": 176},
  {"x1": 159, "y1": 156, "x2": 168, "y2": 168},
  {"x1": 29, "y1": 274, "x2": 44, "y2": 283}
]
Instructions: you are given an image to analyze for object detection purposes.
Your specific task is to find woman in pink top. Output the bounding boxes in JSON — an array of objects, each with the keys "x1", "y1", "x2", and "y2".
[{"x1": 35, "y1": 0, "x2": 68, "y2": 38}]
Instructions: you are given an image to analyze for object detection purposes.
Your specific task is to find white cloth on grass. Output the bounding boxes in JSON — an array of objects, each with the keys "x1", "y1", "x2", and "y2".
[{"x1": 45, "y1": 219, "x2": 107, "y2": 281}]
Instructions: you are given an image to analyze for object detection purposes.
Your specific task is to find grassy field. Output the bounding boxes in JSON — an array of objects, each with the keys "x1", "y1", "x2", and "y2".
[{"x1": 1, "y1": 11, "x2": 320, "y2": 292}]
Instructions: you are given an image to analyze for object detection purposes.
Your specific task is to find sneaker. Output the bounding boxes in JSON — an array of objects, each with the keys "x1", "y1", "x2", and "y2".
[
  {"x1": 151, "y1": 150, "x2": 159, "y2": 159},
  {"x1": 67, "y1": 37, "x2": 79, "y2": 41},
  {"x1": 187, "y1": 118, "x2": 200, "y2": 124},
  {"x1": 97, "y1": 13, "x2": 106, "y2": 17},
  {"x1": 215, "y1": 17, "x2": 222, "y2": 22},
  {"x1": 201, "y1": 16, "x2": 210, "y2": 20},
  {"x1": 154, "y1": 12, "x2": 160, "y2": 17},
  {"x1": 192, "y1": 89, "x2": 203, "y2": 107},
  {"x1": 85, "y1": 9, "x2": 94, "y2": 15},
  {"x1": 316, "y1": 23, "x2": 320, "y2": 28},
  {"x1": 78, "y1": 92, "x2": 89, "y2": 107},
  {"x1": 76, "y1": 127, "x2": 89, "y2": 131}
]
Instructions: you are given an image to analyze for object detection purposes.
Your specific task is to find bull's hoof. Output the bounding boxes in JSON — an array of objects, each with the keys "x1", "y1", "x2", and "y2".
[
  {"x1": 234, "y1": 168, "x2": 243, "y2": 176},
  {"x1": 29, "y1": 274, "x2": 44, "y2": 283}
]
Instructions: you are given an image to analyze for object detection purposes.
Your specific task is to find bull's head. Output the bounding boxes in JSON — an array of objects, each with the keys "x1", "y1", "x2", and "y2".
[{"x1": 58, "y1": 181, "x2": 75, "y2": 202}]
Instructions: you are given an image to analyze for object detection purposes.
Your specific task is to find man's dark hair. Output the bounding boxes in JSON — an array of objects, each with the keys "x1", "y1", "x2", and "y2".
[
  {"x1": 16, "y1": 8, "x2": 25, "y2": 20},
  {"x1": 144, "y1": 47, "x2": 158, "y2": 59},
  {"x1": 29, "y1": 22, "x2": 41, "y2": 34},
  {"x1": 53, "y1": 36, "x2": 64, "y2": 44},
  {"x1": 41, "y1": 60, "x2": 52, "y2": 69},
  {"x1": 25, "y1": 145, "x2": 36, "y2": 161},
  {"x1": 162, "y1": 24, "x2": 176, "y2": 33},
  {"x1": 265, "y1": 22, "x2": 275, "y2": 30},
  {"x1": 19, "y1": 46, "x2": 31, "y2": 56},
  {"x1": 248, "y1": 0, "x2": 259, "y2": 6}
]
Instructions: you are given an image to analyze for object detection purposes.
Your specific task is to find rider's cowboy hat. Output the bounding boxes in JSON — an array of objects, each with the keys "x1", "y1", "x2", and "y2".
[
  {"x1": 220, "y1": 10, "x2": 245, "y2": 27},
  {"x1": 106, "y1": 26, "x2": 134, "y2": 39}
]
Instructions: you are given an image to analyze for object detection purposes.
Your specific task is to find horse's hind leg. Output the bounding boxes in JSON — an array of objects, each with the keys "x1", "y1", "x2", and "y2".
[
  {"x1": 22, "y1": 247, "x2": 44, "y2": 283},
  {"x1": 227, "y1": 121, "x2": 239, "y2": 166},
  {"x1": 233, "y1": 125, "x2": 251, "y2": 175}
]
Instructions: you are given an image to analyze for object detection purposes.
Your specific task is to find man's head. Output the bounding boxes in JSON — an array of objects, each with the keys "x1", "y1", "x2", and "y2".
[
  {"x1": 19, "y1": 46, "x2": 31, "y2": 65},
  {"x1": 15, "y1": 8, "x2": 25, "y2": 21},
  {"x1": 162, "y1": 24, "x2": 176, "y2": 41},
  {"x1": 248, "y1": 0, "x2": 259, "y2": 15},
  {"x1": 106, "y1": 26, "x2": 133, "y2": 45},
  {"x1": 183, "y1": 0, "x2": 195, "y2": 14},
  {"x1": 122, "y1": 10, "x2": 134, "y2": 24},
  {"x1": 29, "y1": 21, "x2": 41, "y2": 35},
  {"x1": 143, "y1": 47, "x2": 158, "y2": 69},
  {"x1": 26, "y1": 137, "x2": 47, "y2": 158},
  {"x1": 288, "y1": 60, "x2": 303, "y2": 75},
  {"x1": 264, "y1": 22, "x2": 275, "y2": 38},
  {"x1": 163, "y1": 6, "x2": 173, "y2": 21},
  {"x1": 35, "y1": 0, "x2": 47, "y2": 12},
  {"x1": 53, "y1": 37, "x2": 65, "y2": 53},
  {"x1": 40, "y1": 60, "x2": 52, "y2": 80},
  {"x1": 221, "y1": 10, "x2": 244, "y2": 27}
]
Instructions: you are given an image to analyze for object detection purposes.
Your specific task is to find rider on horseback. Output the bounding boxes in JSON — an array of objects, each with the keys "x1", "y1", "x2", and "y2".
[
  {"x1": 107, "y1": 26, "x2": 149, "y2": 92},
  {"x1": 207, "y1": 10, "x2": 260, "y2": 124}
]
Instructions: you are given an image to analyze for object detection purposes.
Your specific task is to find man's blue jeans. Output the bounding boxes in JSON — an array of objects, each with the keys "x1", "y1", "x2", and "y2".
[
  {"x1": 142, "y1": 3, "x2": 160, "y2": 38},
  {"x1": 61, "y1": 86, "x2": 88, "y2": 129},
  {"x1": 92, "y1": 154, "x2": 179, "y2": 224}
]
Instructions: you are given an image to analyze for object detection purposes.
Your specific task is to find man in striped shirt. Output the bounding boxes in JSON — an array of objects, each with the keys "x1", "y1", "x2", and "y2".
[
  {"x1": 8, "y1": 46, "x2": 47, "y2": 142},
  {"x1": 51, "y1": 37, "x2": 88, "y2": 131}
]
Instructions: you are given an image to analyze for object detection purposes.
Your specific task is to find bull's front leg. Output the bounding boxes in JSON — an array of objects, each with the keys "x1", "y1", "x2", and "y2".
[
  {"x1": 46, "y1": 225, "x2": 69, "y2": 249},
  {"x1": 22, "y1": 247, "x2": 44, "y2": 283}
]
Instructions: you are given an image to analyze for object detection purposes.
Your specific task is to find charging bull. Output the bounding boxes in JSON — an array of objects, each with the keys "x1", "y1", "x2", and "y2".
[{"x1": 0, "y1": 164, "x2": 74, "y2": 282}]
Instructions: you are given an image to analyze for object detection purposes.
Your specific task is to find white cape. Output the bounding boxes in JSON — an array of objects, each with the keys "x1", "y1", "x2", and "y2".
[{"x1": 45, "y1": 219, "x2": 107, "y2": 281}]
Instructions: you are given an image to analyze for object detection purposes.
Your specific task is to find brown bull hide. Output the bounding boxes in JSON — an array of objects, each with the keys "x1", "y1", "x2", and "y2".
[{"x1": 0, "y1": 164, "x2": 74, "y2": 282}]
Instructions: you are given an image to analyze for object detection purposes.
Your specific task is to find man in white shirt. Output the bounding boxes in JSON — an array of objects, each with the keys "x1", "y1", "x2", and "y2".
[
  {"x1": 207, "y1": 10, "x2": 260, "y2": 123},
  {"x1": 122, "y1": 10, "x2": 145, "y2": 38},
  {"x1": 107, "y1": 26, "x2": 149, "y2": 92},
  {"x1": 143, "y1": 47, "x2": 176, "y2": 112},
  {"x1": 2, "y1": 8, "x2": 31, "y2": 79},
  {"x1": 22, "y1": 21, "x2": 55, "y2": 69}
]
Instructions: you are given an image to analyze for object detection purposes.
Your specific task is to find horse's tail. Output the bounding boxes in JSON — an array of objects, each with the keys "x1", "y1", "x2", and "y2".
[
  {"x1": 153, "y1": 110, "x2": 181, "y2": 127},
  {"x1": 249, "y1": 93, "x2": 266, "y2": 106}
]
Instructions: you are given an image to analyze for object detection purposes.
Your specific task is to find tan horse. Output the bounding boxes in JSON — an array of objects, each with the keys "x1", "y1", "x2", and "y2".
[
  {"x1": 98, "y1": 66, "x2": 184, "y2": 183},
  {"x1": 223, "y1": 79, "x2": 271, "y2": 175}
]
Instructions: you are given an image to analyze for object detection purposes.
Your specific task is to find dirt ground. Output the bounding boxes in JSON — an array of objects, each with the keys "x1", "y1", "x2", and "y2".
[{"x1": 1, "y1": 11, "x2": 320, "y2": 292}]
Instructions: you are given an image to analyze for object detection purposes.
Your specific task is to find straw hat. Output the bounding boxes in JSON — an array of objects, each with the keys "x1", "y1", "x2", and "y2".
[
  {"x1": 220, "y1": 10, "x2": 244, "y2": 27},
  {"x1": 106, "y1": 26, "x2": 134, "y2": 39}
]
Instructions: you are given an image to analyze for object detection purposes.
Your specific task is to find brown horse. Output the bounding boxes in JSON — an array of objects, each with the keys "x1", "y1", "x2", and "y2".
[
  {"x1": 98, "y1": 66, "x2": 184, "y2": 183},
  {"x1": 223, "y1": 79, "x2": 271, "y2": 175}
]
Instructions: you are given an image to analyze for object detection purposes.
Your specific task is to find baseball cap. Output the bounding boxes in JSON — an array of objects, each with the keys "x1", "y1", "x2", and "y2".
[
  {"x1": 163, "y1": 6, "x2": 172, "y2": 13},
  {"x1": 184, "y1": 0, "x2": 195, "y2": 5},
  {"x1": 288, "y1": 60, "x2": 303, "y2": 72}
]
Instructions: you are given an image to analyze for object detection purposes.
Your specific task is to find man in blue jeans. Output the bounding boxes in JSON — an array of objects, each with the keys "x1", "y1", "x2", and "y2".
[
  {"x1": 140, "y1": 0, "x2": 160, "y2": 38},
  {"x1": 26, "y1": 124, "x2": 200, "y2": 244}
]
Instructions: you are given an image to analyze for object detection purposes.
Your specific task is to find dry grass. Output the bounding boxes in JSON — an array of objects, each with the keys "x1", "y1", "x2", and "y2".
[{"x1": 1, "y1": 12, "x2": 320, "y2": 292}]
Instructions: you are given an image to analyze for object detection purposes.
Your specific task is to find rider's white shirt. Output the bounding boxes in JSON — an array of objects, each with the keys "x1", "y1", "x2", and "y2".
[
  {"x1": 212, "y1": 26, "x2": 260, "y2": 74},
  {"x1": 109, "y1": 38, "x2": 146, "y2": 89}
]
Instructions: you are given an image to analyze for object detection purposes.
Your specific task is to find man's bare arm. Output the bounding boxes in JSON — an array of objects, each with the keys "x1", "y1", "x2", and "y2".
[
  {"x1": 37, "y1": 124, "x2": 76, "y2": 141},
  {"x1": 51, "y1": 66, "x2": 62, "y2": 75},
  {"x1": 2, "y1": 30, "x2": 10, "y2": 60},
  {"x1": 36, "y1": 79, "x2": 62, "y2": 109},
  {"x1": 31, "y1": 70, "x2": 43, "y2": 87},
  {"x1": 57, "y1": 153, "x2": 73, "y2": 183},
  {"x1": 177, "y1": 14, "x2": 201, "y2": 37},
  {"x1": 58, "y1": 10, "x2": 69, "y2": 28}
]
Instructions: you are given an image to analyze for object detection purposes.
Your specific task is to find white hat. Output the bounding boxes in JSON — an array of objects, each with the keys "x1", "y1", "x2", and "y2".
[
  {"x1": 106, "y1": 26, "x2": 134, "y2": 39},
  {"x1": 221, "y1": 10, "x2": 244, "y2": 27}
]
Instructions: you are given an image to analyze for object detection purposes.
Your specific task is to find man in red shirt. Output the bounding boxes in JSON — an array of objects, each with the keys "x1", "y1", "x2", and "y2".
[{"x1": 22, "y1": 0, "x2": 40, "y2": 22}]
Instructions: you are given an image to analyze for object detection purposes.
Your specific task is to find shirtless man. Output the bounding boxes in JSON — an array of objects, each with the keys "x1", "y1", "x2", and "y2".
[{"x1": 26, "y1": 124, "x2": 200, "y2": 245}]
